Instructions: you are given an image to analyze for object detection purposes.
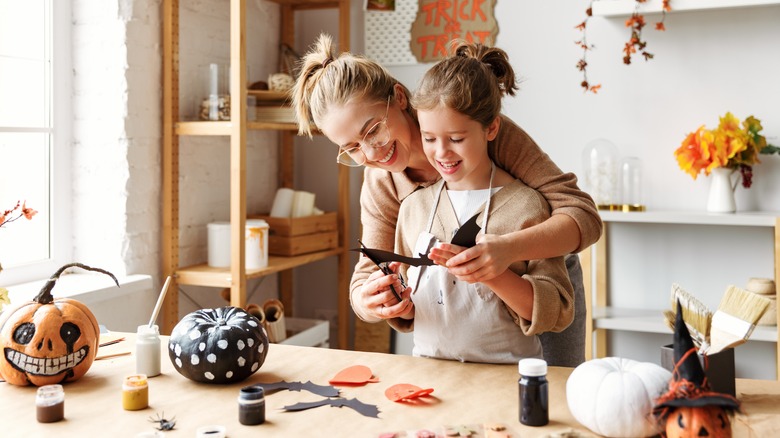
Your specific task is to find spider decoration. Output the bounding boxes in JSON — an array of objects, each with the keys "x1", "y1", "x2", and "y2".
[{"x1": 148, "y1": 412, "x2": 177, "y2": 431}]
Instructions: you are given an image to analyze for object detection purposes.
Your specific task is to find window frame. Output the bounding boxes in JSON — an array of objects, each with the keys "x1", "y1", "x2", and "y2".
[{"x1": 1, "y1": 0, "x2": 71, "y2": 285}]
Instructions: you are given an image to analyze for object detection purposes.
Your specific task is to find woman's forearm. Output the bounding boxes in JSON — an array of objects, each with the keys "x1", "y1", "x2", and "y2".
[{"x1": 502, "y1": 214, "x2": 581, "y2": 262}]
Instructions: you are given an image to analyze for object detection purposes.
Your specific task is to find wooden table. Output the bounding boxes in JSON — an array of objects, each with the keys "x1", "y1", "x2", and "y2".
[{"x1": 1, "y1": 333, "x2": 779, "y2": 437}]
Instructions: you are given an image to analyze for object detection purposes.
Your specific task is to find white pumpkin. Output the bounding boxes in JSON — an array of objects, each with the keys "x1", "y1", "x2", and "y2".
[{"x1": 566, "y1": 357, "x2": 671, "y2": 438}]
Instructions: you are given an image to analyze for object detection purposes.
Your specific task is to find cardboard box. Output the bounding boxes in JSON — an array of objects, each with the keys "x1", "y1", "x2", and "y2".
[
  {"x1": 251, "y1": 212, "x2": 338, "y2": 256},
  {"x1": 660, "y1": 344, "x2": 735, "y2": 397},
  {"x1": 279, "y1": 317, "x2": 329, "y2": 348}
]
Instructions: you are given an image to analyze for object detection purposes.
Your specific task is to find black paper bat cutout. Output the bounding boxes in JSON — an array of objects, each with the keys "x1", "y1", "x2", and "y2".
[
  {"x1": 282, "y1": 397, "x2": 380, "y2": 418},
  {"x1": 257, "y1": 380, "x2": 339, "y2": 398},
  {"x1": 352, "y1": 212, "x2": 482, "y2": 267},
  {"x1": 449, "y1": 212, "x2": 481, "y2": 248}
]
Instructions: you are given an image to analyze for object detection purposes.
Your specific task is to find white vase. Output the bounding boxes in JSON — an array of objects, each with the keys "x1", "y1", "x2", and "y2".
[{"x1": 706, "y1": 168, "x2": 737, "y2": 213}]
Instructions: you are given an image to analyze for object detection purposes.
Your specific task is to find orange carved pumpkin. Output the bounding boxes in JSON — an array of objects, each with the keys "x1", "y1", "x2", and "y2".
[
  {"x1": 0, "y1": 263, "x2": 117, "y2": 386},
  {"x1": 665, "y1": 406, "x2": 732, "y2": 438}
]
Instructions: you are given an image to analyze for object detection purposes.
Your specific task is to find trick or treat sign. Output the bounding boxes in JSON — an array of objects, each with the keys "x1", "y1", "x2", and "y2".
[{"x1": 410, "y1": 0, "x2": 498, "y2": 63}]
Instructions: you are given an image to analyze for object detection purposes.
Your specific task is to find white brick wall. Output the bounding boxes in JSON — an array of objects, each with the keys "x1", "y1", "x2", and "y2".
[{"x1": 71, "y1": 0, "x2": 281, "y2": 315}]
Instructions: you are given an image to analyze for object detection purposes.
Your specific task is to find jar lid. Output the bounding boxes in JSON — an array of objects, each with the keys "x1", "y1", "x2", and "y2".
[
  {"x1": 518, "y1": 358, "x2": 547, "y2": 377},
  {"x1": 246, "y1": 219, "x2": 268, "y2": 228}
]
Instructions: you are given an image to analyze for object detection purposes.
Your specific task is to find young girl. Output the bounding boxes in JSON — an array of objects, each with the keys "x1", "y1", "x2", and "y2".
[
  {"x1": 390, "y1": 42, "x2": 574, "y2": 363},
  {"x1": 291, "y1": 34, "x2": 598, "y2": 366}
]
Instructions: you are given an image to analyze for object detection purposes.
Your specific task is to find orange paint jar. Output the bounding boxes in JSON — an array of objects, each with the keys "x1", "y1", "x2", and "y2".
[{"x1": 122, "y1": 374, "x2": 149, "y2": 411}]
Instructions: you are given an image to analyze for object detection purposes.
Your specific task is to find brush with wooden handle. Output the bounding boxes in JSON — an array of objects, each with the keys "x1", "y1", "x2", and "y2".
[
  {"x1": 707, "y1": 285, "x2": 771, "y2": 355},
  {"x1": 665, "y1": 283, "x2": 712, "y2": 352}
]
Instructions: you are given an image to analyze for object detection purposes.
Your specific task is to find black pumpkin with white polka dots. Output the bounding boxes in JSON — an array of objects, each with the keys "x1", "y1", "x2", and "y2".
[{"x1": 168, "y1": 306, "x2": 269, "y2": 384}]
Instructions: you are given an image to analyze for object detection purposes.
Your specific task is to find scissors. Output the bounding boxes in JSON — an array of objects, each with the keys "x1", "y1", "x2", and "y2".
[{"x1": 352, "y1": 213, "x2": 482, "y2": 302}]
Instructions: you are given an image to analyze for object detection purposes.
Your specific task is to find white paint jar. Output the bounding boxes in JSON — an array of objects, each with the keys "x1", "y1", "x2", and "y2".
[
  {"x1": 136, "y1": 324, "x2": 161, "y2": 377},
  {"x1": 207, "y1": 220, "x2": 269, "y2": 270},
  {"x1": 245, "y1": 219, "x2": 269, "y2": 270}
]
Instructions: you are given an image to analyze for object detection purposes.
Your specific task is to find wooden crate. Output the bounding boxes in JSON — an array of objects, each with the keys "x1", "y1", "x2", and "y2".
[
  {"x1": 268, "y1": 231, "x2": 338, "y2": 256},
  {"x1": 252, "y1": 212, "x2": 338, "y2": 256},
  {"x1": 253, "y1": 212, "x2": 337, "y2": 236}
]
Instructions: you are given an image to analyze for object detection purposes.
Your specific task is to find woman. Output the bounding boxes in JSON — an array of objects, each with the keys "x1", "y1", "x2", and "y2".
[{"x1": 291, "y1": 34, "x2": 601, "y2": 366}]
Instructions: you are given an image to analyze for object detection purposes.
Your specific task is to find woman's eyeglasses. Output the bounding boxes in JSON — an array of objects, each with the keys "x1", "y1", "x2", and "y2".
[{"x1": 336, "y1": 96, "x2": 392, "y2": 167}]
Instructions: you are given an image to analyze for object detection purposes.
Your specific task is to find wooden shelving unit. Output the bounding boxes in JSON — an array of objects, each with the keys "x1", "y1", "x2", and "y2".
[
  {"x1": 592, "y1": 0, "x2": 780, "y2": 17},
  {"x1": 162, "y1": 0, "x2": 352, "y2": 349},
  {"x1": 580, "y1": 210, "x2": 780, "y2": 379}
]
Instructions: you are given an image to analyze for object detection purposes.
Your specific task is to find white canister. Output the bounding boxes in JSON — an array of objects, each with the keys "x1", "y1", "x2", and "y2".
[
  {"x1": 207, "y1": 222, "x2": 231, "y2": 268},
  {"x1": 207, "y1": 220, "x2": 269, "y2": 270},
  {"x1": 245, "y1": 219, "x2": 269, "y2": 270}
]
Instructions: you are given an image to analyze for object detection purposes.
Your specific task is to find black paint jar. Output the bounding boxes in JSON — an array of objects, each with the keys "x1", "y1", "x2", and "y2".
[
  {"x1": 518, "y1": 358, "x2": 548, "y2": 426},
  {"x1": 238, "y1": 384, "x2": 265, "y2": 425}
]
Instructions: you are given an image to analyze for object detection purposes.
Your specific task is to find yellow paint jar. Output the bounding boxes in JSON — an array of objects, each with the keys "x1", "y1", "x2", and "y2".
[{"x1": 122, "y1": 374, "x2": 149, "y2": 411}]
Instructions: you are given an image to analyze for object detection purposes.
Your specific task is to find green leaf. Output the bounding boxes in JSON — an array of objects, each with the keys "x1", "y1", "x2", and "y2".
[{"x1": 760, "y1": 144, "x2": 780, "y2": 155}]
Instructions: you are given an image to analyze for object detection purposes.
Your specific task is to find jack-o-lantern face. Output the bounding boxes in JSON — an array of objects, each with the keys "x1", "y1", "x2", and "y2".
[
  {"x1": 0, "y1": 298, "x2": 99, "y2": 386},
  {"x1": 0, "y1": 263, "x2": 114, "y2": 387},
  {"x1": 665, "y1": 406, "x2": 732, "y2": 438}
]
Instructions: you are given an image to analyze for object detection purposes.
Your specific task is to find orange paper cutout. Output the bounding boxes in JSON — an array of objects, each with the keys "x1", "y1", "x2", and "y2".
[
  {"x1": 385, "y1": 383, "x2": 435, "y2": 402},
  {"x1": 328, "y1": 365, "x2": 380, "y2": 385}
]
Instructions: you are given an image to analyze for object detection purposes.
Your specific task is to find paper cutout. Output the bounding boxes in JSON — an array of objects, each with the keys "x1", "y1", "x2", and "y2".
[
  {"x1": 450, "y1": 213, "x2": 481, "y2": 248},
  {"x1": 385, "y1": 383, "x2": 434, "y2": 402},
  {"x1": 329, "y1": 365, "x2": 380, "y2": 385},
  {"x1": 282, "y1": 397, "x2": 380, "y2": 418},
  {"x1": 257, "y1": 380, "x2": 339, "y2": 398},
  {"x1": 353, "y1": 212, "x2": 481, "y2": 268}
]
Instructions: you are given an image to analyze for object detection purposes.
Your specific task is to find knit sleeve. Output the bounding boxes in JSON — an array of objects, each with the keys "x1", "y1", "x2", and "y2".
[
  {"x1": 489, "y1": 115, "x2": 603, "y2": 251},
  {"x1": 349, "y1": 168, "x2": 401, "y2": 323}
]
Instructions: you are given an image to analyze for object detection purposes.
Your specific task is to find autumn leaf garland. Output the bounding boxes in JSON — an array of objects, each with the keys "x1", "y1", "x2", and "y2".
[{"x1": 576, "y1": 0, "x2": 671, "y2": 93}]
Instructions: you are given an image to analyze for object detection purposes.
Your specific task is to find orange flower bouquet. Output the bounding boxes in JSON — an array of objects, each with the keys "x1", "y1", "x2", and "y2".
[{"x1": 674, "y1": 112, "x2": 779, "y2": 188}]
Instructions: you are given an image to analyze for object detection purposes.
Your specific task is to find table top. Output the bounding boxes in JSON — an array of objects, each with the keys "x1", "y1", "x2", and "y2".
[{"x1": 1, "y1": 333, "x2": 779, "y2": 437}]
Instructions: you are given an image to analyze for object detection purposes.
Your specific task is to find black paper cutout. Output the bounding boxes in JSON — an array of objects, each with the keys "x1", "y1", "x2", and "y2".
[
  {"x1": 449, "y1": 213, "x2": 481, "y2": 248},
  {"x1": 257, "y1": 380, "x2": 339, "y2": 398},
  {"x1": 352, "y1": 212, "x2": 482, "y2": 267},
  {"x1": 282, "y1": 397, "x2": 380, "y2": 418}
]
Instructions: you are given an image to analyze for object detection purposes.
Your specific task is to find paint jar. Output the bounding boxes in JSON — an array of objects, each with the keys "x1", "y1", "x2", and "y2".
[
  {"x1": 237, "y1": 384, "x2": 265, "y2": 425},
  {"x1": 245, "y1": 219, "x2": 269, "y2": 270},
  {"x1": 207, "y1": 220, "x2": 269, "y2": 270},
  {"x1": 36, "y1": 384, "x2": 65, "y2": 423},
  {"x1": 136, "y1": 324, "x2": 161, "y2": 377},
  {"x1": 122, "y1": 374, "x2": 149, "y2": 411},
  {"x1": 518, "y1": 358, "x2": 548, "y2": 427}
]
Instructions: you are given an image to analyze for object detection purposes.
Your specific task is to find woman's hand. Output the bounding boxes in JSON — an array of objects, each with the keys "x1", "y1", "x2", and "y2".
[
  {"x1": 355, "y1": 262, "x2": 413, "y2": 320},
  {"x1": 433, "y1": 234, "x2": 514, "y2": 283}
]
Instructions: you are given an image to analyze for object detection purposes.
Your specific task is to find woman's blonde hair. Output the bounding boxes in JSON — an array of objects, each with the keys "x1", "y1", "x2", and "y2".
[
  {"x1": 411, "y1": 41, "x2": 518, "y2": 127},
  {"x1": 291, "y1": 34, "x2": 413, "y2": 138}
]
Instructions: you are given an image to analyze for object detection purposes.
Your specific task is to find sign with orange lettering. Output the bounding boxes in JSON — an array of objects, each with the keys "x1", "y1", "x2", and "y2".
[{"x1": 410, "y1": 0, "x2": 498, "y2": 63}]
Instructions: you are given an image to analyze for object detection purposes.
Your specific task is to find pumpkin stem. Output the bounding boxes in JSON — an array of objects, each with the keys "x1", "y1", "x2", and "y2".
[{"x1": 34, "y1": 262, "x2": 120, "y2": 304}]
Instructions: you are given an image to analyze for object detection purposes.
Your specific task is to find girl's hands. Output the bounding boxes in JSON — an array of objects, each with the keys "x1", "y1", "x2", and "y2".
[
  {"x1": 356, "y1": 262, "x2": 413, "y2": 320},
  {"x1": 430, "y1": 234, "x2": 514, "y2": 283}
]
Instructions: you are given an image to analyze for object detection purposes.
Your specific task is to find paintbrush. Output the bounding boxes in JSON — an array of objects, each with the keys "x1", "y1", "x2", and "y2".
[
  {"x1": 665, "y1": 283, "x2": 712, "y2": 352},
  {"x1": 707, "y1": 285, "x2": 771, "y2": 355}
]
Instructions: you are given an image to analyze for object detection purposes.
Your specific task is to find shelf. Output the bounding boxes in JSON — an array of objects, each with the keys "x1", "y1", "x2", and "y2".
[
  {"x1": 176, "y1": 120, "x2": 298, "y2": 135},
  {"x1": 593, "y1": 307, "x2": 778, "y2": 342},
  {"x1": 592, "y1": 0, "x2": 780, "y2": 16},
  {"x1": 175, "y1": 247, "x2": 345, "y2": 287},
  {"x1": 599, "y1": 210, "x2": 780, "y2": 227}
]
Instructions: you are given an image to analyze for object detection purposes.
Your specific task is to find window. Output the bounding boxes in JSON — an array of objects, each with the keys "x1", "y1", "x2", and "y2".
[{"x1": 0, "y1": 0, "x2": 71, "y2": 284}]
